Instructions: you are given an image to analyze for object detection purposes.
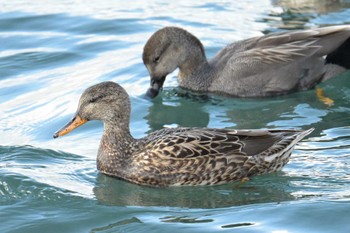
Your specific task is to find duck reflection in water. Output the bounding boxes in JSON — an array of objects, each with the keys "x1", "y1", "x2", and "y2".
[
  {"x1": 93, "y1": 173, "x2": 295, "y2": 208},
  {"x1": 144, "y1": 88, "x2": 210, "y2": 132}
]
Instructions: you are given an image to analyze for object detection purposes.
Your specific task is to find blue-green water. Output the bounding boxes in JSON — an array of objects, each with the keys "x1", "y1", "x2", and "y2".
[{"x1": 1, "y1": 1, "x2": 350, "y2": 232}]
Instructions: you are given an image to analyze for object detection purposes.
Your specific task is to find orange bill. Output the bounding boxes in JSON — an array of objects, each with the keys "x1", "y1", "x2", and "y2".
[{"x1": 53, "y1": 114, "x2": 88, "y2": 138}]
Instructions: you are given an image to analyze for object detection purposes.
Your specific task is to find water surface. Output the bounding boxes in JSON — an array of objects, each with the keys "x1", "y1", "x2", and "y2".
[{"x1": 1, "y1": 0, "x2": 350, "y2": 232}]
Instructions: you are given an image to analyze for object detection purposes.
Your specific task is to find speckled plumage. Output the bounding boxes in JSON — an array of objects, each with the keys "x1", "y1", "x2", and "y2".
[
  {"x1": 143, "y1": 26, "x2": 350, "y2": 98},
  {"x1": 54, "y1": 82, "x2": 313, "y2": 187}
]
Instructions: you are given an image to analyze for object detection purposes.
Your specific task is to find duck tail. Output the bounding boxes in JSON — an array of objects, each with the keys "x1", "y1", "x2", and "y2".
[
  {"x1": 293, "y1": 128, "x2": 315, "y2": 143},
  {"x1": 250, "y1": 128, "x2": 314, "y2": 175}
]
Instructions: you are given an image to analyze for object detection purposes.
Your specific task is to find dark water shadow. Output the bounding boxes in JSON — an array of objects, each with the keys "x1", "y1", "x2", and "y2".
[
  {"x1": 143, "y1": 71, "x2": 350, "y2": 138},
  {"x1": 143, "y1": 88, "x2": 211, "y2": 132},
  {"x1": 93, "y1": 172, "x2": 296, "y2": 209}
]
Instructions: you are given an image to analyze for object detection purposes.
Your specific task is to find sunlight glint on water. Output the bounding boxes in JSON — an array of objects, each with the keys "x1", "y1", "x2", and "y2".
[{"x1": 1, "y1": 1, "x2": 350, "y2": 232}]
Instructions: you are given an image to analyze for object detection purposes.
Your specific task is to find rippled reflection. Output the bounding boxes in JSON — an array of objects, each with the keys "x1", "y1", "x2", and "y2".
[
  {"x1": 93, "y1": 173, "x2": 296, "y2": 208},
  {"x1": 266, "y1": 0, "x2": 350, "y2": 30},
  {"x1": 1, "y1": 0, "x2": 350, "y2": 232}
]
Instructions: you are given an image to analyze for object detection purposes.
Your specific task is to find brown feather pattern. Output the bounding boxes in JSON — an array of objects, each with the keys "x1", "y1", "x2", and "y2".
[{"x1": 54, "y1": 82, "x2": 314, "y2": 187}]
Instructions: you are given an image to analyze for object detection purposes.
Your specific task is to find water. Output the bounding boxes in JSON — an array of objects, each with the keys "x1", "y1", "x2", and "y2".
[{"x1": 1, "y1": 0, "x2": 350, "y2": 232}]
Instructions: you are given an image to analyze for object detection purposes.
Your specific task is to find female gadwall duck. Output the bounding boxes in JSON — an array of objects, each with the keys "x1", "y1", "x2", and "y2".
[
  {"x1": 54, "y1": 81, "x2": 313, "y2": 187},
  {"x1": 143, "y1": 26, "x2": 350, "y2": 98}
]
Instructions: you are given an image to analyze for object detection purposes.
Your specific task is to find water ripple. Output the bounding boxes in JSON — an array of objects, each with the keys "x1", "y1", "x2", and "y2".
[{"x1": 1, "y1": 1, "x2": 350, "y2": 232}]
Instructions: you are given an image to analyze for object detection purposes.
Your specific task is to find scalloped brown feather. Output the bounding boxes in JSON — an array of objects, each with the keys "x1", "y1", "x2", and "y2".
[
  {"x1": 54, "y1": 82, "x2": 314, "y2": 187},
  {"x1": 120, "y1": 127, "x2": 314, "y2": 186}
]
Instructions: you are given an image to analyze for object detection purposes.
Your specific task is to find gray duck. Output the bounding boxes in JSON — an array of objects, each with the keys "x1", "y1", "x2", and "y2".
[
  {"x1": 54, "y1": 81, "x2": 313, "y2": 187},
  {"x1": 143, "y1": 26, "x2": 350, "y2": 98}
]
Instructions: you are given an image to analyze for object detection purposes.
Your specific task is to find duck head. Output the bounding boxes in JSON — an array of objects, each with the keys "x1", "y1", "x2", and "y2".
[
  {"x1": 143, "y1": 27, "x2": 206, "y2": 98},
  {"x1": 143, "y1": 27, "x2": 181, "y2": 98},
  {"x1": 53, "y1": 81, "x2": 130, "y2": 138}
]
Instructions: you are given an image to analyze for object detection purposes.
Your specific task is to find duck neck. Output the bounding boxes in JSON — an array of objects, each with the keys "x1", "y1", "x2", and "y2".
[
  {"x1": 96, "y1": 120, "x2": 135, "y2": 175},
  {"x1": 177, "y1": 42, "x2": 212, "y2": 91},
  {"x1": 179, "y1": 60, "x2": 212, "y2": 91}
]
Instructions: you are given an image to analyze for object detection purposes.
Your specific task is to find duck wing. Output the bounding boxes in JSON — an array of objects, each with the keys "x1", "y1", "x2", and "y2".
[
  {"x1": 134, "y1": 128, "x2": 313, "y2": 186},
  {"x1": 143, "y1": 127, "x2": 307, "y2": 159},
  {"x1": 210, "y1": 26, "x2": 350, "y2": 96},
  {"x1": 224, "y1": 26, "x2": 350, "y2": 78}
]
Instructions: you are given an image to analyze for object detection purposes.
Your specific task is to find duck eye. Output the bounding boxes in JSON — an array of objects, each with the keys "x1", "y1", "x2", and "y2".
[
  {"x1": 89, "y1": 97, "x2": 98, "y2": 103},
  {"x1": 154, "y1": 56, "x2": 160, "y2": 63}
]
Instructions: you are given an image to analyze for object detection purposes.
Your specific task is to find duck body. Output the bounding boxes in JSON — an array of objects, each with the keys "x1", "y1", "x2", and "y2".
[
  {"x1": 54, "y1": 82, "x2": 313, "y2": 187},
  {"x1": 143, "y1": 26, "x2": 350, "y2": 98},
  {"x1": 98, "y1": 126, "x2": 313, "y2": 187}
]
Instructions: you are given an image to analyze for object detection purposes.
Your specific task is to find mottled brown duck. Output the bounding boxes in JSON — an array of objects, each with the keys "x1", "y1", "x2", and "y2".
[
  {"x1": 54, "y1": 81, "x2": 313, "y2": 187},
  {"x1": 143, "y1": 26, "x2": 350, "y2": 98}
]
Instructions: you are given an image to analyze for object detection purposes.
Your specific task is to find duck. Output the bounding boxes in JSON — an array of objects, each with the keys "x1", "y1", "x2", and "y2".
[
  {"x1": 143, "y1": 26, "x2": 350, "y2": 98},
  {"x1": 53, "y1": 81, "x2": 313, "y2": 187}
]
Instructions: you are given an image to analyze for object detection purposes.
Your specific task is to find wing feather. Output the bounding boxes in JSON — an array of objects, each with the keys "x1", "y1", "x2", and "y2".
[
  {"x1": 143, "y1": 127, "x2": 289, "y2": 159},
  {"x1": 222, "y1": 25, "x2": 350, "y2": 79}
]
